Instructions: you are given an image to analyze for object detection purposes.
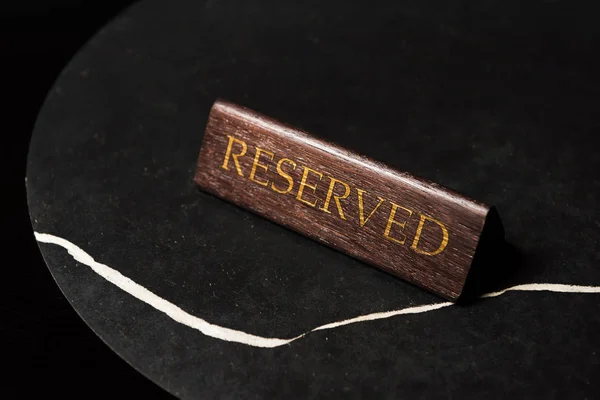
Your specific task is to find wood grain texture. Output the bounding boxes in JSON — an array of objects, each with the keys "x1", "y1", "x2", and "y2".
[{"x1": 194, "y1": 100, "x2": 491, "y2": 301}]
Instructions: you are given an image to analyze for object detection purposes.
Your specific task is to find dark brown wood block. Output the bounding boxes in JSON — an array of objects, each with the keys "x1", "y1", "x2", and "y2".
[{"x1": 194, "y1": 99, "x2": 494, "y2": 301}]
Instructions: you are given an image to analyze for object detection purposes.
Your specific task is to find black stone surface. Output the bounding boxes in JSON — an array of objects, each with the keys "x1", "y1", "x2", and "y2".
[{"x1": 26, "y1": 0, "x2": 600, "y2": 398}]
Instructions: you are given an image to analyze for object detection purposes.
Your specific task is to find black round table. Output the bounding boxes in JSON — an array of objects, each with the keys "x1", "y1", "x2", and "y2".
[{"x1": 27, "y1": 0, "x2": 600, "y2": 398}]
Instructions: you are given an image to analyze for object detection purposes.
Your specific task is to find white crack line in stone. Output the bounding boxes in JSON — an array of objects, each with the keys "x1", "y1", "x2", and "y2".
[{"x1": 34, "y1": 232, "x2": 600, "y2": 348}]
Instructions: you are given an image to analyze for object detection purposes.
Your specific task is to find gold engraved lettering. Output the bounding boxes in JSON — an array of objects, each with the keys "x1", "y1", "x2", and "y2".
[
  {"x1": 356, "y1": 188, "x2": 385, "y2": 227},
  {"x1": 319, "y1": 177, "x2": 351, "y2": 219},
  {"x1": 271, "y1": 158, "x2": 297, "y2": 194},
  {"x1": 221, "y1": 135, "x2": 247, "y2": 177},
  {"x1": 249, "y1": 147, "x2": 274, "y2": 186},
  {"x1": 383, "y1": 202, "x2": 413, "y2": 245},
  {"x1": 411, "y1": 214, "x2": 449, "y2": 256},
  {"x1": 296, "y1": 166, "x2": 323, "y2": 207}
]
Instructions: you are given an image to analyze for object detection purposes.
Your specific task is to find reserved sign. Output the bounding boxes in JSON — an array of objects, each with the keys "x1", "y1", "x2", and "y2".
[{"x1": 195, "y1": 100, "x2": 492, "y2": 300}]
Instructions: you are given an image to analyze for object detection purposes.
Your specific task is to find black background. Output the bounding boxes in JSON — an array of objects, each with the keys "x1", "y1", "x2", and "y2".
[
  {"x1": 7, "y1": 0, "x2": 600, "y2": 398},
  {"x1": 5, "y1": 1, "x2": 170, "y2": 397}
]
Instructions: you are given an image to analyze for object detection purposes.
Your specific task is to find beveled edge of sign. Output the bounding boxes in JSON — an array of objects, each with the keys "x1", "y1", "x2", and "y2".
[{"x1": 456, "y1": 206, "x2": 507, "y2": 302}]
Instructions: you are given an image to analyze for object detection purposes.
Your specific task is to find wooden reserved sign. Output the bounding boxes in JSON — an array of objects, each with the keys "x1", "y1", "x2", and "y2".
[{"x1": 195, "y1": 100, "x2": 494, "y2": 301}]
